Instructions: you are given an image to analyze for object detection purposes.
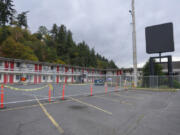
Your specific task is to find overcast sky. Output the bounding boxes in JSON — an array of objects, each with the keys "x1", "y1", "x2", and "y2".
[{"x1": 14, "y1": 0, "x2": 180, "y2": 68}]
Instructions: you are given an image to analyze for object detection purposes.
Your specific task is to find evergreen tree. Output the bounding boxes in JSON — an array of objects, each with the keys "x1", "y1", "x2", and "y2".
[
  {"x1": 17, "y1": 11, "x2": 29, "y2": 28},
  {"x1": 0, "y1": 0, "x2": 16, "y2": 26},
  {"x1": 57, "y1": 24, "x2": 67, "y2": 56},
  {"x1": 50, "y1": 24, "x2": 58, "y2": 41}
]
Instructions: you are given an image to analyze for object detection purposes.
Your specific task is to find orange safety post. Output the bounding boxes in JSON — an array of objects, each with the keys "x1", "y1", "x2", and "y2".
[
  {"x1": 1, "y1": 84, "x2": 4, "y2": 109},
  {"x1": 115, "y1": 83, "x2": 118, "y2": 91},
  {"x1": 48, "y1": 86, "x2": 51, "y2": 102},
  {"x1": 90, "y1": 84, "x2": 93, "y2": 96},
  {"x1": 62, "y1": 83, "x2": 65, "y2": 100},
  {"x1": 105, "y1": 82, "x2": 108, "y2": 93}
]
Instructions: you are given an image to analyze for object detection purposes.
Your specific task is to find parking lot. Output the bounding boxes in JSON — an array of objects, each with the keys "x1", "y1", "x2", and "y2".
[{"x1": 0, "y1": 86, "x2": 180, "y2": 135}]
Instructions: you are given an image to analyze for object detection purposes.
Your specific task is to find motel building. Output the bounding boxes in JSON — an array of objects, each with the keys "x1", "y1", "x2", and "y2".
[{"x1": 0, "y1": 57, "x2": 123, "y2": 84}]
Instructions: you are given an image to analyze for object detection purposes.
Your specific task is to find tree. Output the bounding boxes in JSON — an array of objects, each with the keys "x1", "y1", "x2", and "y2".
[
  {"x1": 17, "y1": 11, "x2": 29, "y2": 28},
  {"x1": 142, "y1": 59, "x2": 164, "y2": 76},
  {"x1": 57, "y1": 24, "x2": 66, "y2": 44},
  {"x1": 56, "y1": 24, "x2": 67, "y2": 56},
  {"x1": 50, "y1": 24, "x2": 58, "y2": 41},
  {"x1": 109, "y1": 60, "x2": 117, "y2": 69},
  {"x1": 66, "y1": 30, "x2": 74, "y2": 48},
  {"x1": 0, "y1": 0, "x2": 16, "y2": 26},
  {"x1": 38, "y1": 26, "x2": 49, "y2": 37},
  {"x1": 0, "y1": 37, "x2": 38, "y2": 61}
]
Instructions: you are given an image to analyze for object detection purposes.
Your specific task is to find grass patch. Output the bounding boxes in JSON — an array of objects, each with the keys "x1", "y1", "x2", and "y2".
[{"x1": 132, "y1": 87, "x2": 177, "y2": 92}]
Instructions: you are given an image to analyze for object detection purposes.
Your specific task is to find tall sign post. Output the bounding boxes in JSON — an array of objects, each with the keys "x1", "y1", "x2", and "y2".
[{"x1": 130, "y1": 0, "x2": 138, "y2": 87}]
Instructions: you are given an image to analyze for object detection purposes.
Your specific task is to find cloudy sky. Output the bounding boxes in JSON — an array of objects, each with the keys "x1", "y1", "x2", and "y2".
[{"x1": 14, "y1": 0, "x2": 180, "y2": 68}]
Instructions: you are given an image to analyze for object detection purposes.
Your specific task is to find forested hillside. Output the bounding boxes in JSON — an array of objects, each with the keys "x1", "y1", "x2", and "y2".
[{"x1": 0, "y1": 0, "x2": 117, "y2": 69}]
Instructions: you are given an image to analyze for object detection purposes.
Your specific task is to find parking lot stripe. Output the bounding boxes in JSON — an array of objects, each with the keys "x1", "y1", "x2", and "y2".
[
  {"x1": 93, "y1": 95, "x2": 133, "y2": 106},
  {"x1": 69, "y1": 97, "x2": 112, "y2": 115},
  {"x1": 0, "y1": 100, "x2": 71, "y2": 112},
  {"x1": 35, "y1": 97, "x2": 64, "y2": 134},
  {"x1": 113, "y1": 93, "x2": 144, "y2": 100}
]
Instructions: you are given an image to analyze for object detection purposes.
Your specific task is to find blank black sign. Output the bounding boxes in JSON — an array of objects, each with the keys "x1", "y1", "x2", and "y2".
[{"x1": 145, "y1": 23, "x2": 174, "y2": 54}]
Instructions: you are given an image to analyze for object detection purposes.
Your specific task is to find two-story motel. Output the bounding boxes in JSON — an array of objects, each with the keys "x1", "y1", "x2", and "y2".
[{"x1": 0, "y1": 57, "x2": 123, "y2": 84}]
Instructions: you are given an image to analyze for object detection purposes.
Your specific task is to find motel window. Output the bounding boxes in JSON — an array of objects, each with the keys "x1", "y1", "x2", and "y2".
[
  {"x1": 26, "y1": 75, "x2": 29, "y2": 80},
  {"x1": 16, "y1": 62, "x2": 20, "y2": 67},
  {"x1": 0, "y1": 74, "x2": 1, "y2": 80},
  {"x1": 0, "y1": 61, "x2": 2, "y2": 66},
  {"x1": 29, "y1": 75, "x2": 32, "y2": 80},
  {"x1": 51, "y1": 66, "x2": 54, "y2": 70},
  {"x1": 51, "y1": 76, "x2": 53, "y2": 80},
  {"x1": 16, "y1": 75, "x2": 20, "y2": 80},
  {"x1": 43, "y1": 76, "x2": 46, "y2": 80}
]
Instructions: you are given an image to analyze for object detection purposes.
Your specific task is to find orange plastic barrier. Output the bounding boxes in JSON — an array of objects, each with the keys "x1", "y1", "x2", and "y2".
[
  {"x1": 62, "y1": 83, "x2": 65, "y2": 100},
  {"x1": 49, "y1": 86, "x2": 51, "y2": 102},
  {"x1": 90, "y1": 84, "x2": 93, "y2": 96},
  {"x1": 105, "y1": 83, "x2": 108, "y2": 93},
  {"x1": 1, "y1": 84, "x2": 4, "y2": 109}
]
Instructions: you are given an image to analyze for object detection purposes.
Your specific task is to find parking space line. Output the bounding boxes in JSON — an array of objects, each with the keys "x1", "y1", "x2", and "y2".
[
  {"x1": 35, "y1": 97, "x2": 64, "y2": 134},
  {"x1": 93, "y1": 95, "x2": 133, "y2": 106},
  {"x1": 0, "y1": 100, "x2": 71, "y2": 112},
  {"x1": 69, "y1": 97, "x2": 112, "y2": 115},
  {"x1": 113, "y1": 93, "x2": 144, "y2": 100}
]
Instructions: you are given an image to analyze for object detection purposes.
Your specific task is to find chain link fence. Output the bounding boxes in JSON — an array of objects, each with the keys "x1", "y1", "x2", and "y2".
[{"x1": 107, "y1": 75, "x2": 180, "y2": 89}]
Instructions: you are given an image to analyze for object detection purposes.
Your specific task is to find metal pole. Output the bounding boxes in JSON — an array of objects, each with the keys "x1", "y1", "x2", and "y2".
[{"x1": 131, "y1": 0, "x2": 138, "y2": 87}]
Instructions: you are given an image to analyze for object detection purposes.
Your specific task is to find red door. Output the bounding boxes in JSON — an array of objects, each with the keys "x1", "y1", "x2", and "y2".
[
  {"x1": 56, "y1": 76, "x2": 59, "y2": 83},
  {"x1": 10, "y1": 62, "x2": 14, "y2": 71},
  {"x1": 35, "y1": 64, "x2": 38, "y2": 72},
  {"x1": 39, "y1": 64, "x2": 42, "y2": 72},
  {"x1": 57, "y1": 66, "x2": 59, "y2": 72},
  {"x1": 34, "y1": 75, "x2": 37, "y2": 84},
  {"x1": 65, "y1": 67, "x2": 68, "y2": 72},
  {"x1": 9, "y1": 74, "x2": 14, "y2": 84},
  {"x1": 4, "y1": 61, "x2": 9, "y2": 70},
  {"x1": 38, "y1": 76, "x2": 41, "y2": 83},
  {"x1": 4, "y1": 74, "x2": 8, "y2": 84}
]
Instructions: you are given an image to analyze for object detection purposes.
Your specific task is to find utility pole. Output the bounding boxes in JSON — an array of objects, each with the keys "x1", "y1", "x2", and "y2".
[{"x1": 130, "y1": 0, "x2": 138, "y2": 87}]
